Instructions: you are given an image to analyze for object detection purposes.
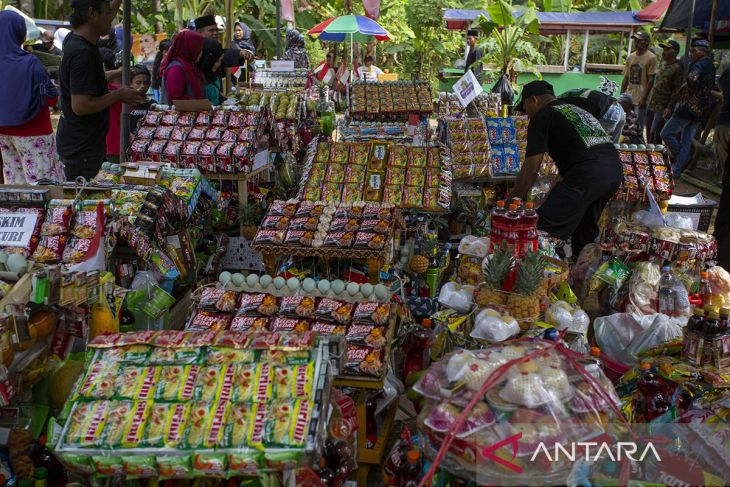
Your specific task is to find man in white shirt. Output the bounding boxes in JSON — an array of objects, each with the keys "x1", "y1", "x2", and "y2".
[{"x1": 357, "y1": 56, "x2": 383, "y2": 82}]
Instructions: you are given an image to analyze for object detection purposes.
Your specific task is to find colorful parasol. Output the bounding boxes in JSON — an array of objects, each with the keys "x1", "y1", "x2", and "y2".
[{"x1": 308, "y1": 15, "x2": 391, "y2": 43}]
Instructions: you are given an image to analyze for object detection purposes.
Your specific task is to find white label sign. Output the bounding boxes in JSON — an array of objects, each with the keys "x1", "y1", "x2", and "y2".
[
  {"x1": 453, "y1": 70, "x2": 483, "y2": 108},
  {"x1": 271, "y1": 60, "x2": 295, "y2": 72},
  {"x1": 0, "y1": 212, "x2": 39, "y2": 248}
]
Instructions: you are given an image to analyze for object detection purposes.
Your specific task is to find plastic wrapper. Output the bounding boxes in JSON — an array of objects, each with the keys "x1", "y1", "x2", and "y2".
[
  {"x1": 545, "y1": 301, "x2": 590, "y2": 334},
  {"x1": 471, "y1": 309, "x2": 520, "y2": 342},
  {"x1": 238, "y1": 293, "x2": 278, "y2": 317},
  {"x1": 438, "y1": 282, "x2": 474, "y2": 313},
  {"x1": 415, "y1": 339, "x2": 622, "y2": 485}
]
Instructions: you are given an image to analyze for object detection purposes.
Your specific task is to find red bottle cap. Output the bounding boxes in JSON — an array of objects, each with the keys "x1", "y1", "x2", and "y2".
[
  {"x1": 589, "y1": 347, "x2": 601, "y2": 358},
  {"x1": 640, "y1": 363, "x2": 651, "y2": 370},
  {"x1": 407, "y1": 450, "x2": 420, "y2": 464}
]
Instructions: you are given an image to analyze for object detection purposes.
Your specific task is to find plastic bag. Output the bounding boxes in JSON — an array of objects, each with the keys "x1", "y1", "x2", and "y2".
[
  {"x1": 471, "y1": 309, "x2": 520, "y2": 342},
  {"x1": 438, "y1": 282, "x2": 474, "y2": 313},
  {"x1": 545, "y1": 301, "x2": 590, "y2": 334},
  {"x1": 491, "y1": 73, "x2": 514, "y2": 106},
  {"x1": 626, "y1": 262, "x2": 661, "y2": 315},
  {"x1": 664, "y1": 213, "x2": 694, "y2": 230}
]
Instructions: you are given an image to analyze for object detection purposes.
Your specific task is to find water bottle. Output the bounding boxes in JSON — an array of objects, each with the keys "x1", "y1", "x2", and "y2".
[{"x1": 657, "y1": 266, "x2": 676, "y2": 316}]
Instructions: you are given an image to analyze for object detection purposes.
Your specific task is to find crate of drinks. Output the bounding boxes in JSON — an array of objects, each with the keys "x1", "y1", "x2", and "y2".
[{"x1": 682, "y1": 320, "x2": 730, "y2": 368}]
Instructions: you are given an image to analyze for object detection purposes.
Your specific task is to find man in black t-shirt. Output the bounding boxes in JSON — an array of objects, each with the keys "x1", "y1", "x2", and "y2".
[
  {"x1": 512, "y1": 80, "x2": 624, "y2": 257},
  {"x1": 57, "y1": 0, "x2": 145, "y2": 181}
]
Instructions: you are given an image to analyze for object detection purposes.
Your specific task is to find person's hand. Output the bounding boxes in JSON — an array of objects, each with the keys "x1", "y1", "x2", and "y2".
[
  {"x1": 240, "y1": 50, "x2": 254, "y2": 63},
  {"x1": 663, "y1": 107, "x2": 672, "y2": 119},
  {"x1": 116, "y1": 87, "x2": 147, "y2": 105}
]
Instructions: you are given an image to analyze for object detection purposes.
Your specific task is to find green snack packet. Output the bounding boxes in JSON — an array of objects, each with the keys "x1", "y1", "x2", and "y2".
[
  {"x1": 192, "y1": 452, "x2": 227, "y2": 476},
  {"x1": 596, "y1": 258, "x2": 631, "y2": 289},
  {"x1": 228, "y1": 449, "x2": 261, "y2": 476},
  {"x1": 225, "y1": 403, "x2": 253, "y2": 448},
  {"x1": 61, "y1": 454, "x2": 93, "y2": 475},
  {"x1": 157, "y1": 454, "x2": 192, "y2": 480},
  {"x1": 123, "y1": 455, "x2": 157, "y2": 478},
  {"x1": 93, "y1": 455, "x2": 124, "y2": 477},
  {"x1": 263, "y1": 450, "x2": 302, "y2": 470}
]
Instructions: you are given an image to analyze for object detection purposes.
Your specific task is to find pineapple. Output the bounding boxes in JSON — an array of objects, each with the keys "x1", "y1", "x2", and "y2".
[
  {"x1": 508, "y1": 251, "x2": 545, "y2": 322},
  {"x1": 409, "y1": 255, "x2": 429, "y2": 274},
  {"x1": 476, "y1": 242, "x2": 514, "y2": 307}
]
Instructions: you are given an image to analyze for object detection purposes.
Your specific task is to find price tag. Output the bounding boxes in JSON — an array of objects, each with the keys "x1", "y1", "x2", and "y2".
[
  {"x1": 373, "y1": 145, "x2": 386, "y2": 161},
  {"x1": 369, "y1": 174, "x2": 382, "y2": 190}
]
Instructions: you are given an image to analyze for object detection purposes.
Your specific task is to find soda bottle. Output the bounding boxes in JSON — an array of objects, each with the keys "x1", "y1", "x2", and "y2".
[
  {"x1": 402, "y1": 450, "x2": 421, "y2": 485},
  {"x1": 657, "y1": 266, "x2": 676, "y2": 316},
  {"x1": 490, "y1": 200, "x2": 507, "y2": 247},
  {"x1": 700, "y1": 271, "x2": 713, "y2": 307},
  {"x1": 503, "y1": 204, "x2": 522, "y2": 249},
  {"x1": 687, "y1": 308, "x2": 705, "y2": 333},
  {"x1": 636, "y1": 363, "x2": 670, "y2": 421},
  {"x1": 402, "y1": 319, "x2": 433, "y2": 382},
  {"x1": 521, "y1": 202, "x2": 539, "y2": 252}
]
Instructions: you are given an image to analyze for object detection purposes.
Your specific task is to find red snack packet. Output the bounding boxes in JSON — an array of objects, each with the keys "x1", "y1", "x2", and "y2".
[
  {"x1": 41, "y1": 206, "x2": 72, "y2": 236},
  {"x1": 62, "y1": 237, "x2": 92, "y2": 264},
  {"x1": 323, "y1": 232, "x2": 354, "y2": 248},
  {"x1": 344, "y1": 345, "x2": 384, "y2": 377},
  {"x1": 353, "y1": 301, "x2": 391, "y2": 326},
  {"x1": 280, "y1": 296, "x2": 317, "y2": 319},
  {"x1": 353, "y1": 232, "x2": 387, "y2": 250},
  {"x1": 230, "y1": 316, "x2": 269, "y2": 332},
  {"x1": 71, "y1": 210, "x2": 99, "y2": 239},
  {"x1": 315, "y1": 298, "x2": 354, "y2": 324},
  {"x1": 238, "y1": 293, "x2": 279, "y2": 317},
  {"x1": 31, "y1": 235, "x2": 67, "y2": 263},
  {"x1": 186, "y1": 310, "x2": 232, "y2": 332},
  {"x1": 310, "y1": 321, "x2": 346, "y2": 335},
  {"x1": 254, "y1": 230, "x2": 284, "y2": 245},
  {"x1": 359, "y1": 219, "x2": 389, "y2": 234},
  {"x1": 284, "y1": 230, "x2": 314, "y2": 246},
  {"x1": 269, "y1": 317, "x2": 310, "y2": 333},
  {"x1": 346, "y1": 324, "x2": 387, "y2": 347}
]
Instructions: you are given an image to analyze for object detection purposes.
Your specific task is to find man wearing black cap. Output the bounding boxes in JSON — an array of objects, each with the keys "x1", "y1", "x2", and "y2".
[
  {"x1": 464, "y1": 30, "x2": 483, "y2": 81},
  {"x1": 660, "y1": 39, "x2": 716, "y2": 177},
  {"x1": 512, "y1": 80, "x2": 623, "y2": 257},
  {"x1": 646, "y1": 39, "x2": 682, "y2": 144},
  {"x1": 621, "y1": 31, "x2": 657, "y2": 131},
  {"x1": 57, "y1": 0, "x2": 146, "y2": 181},
  {"x1": 193, "y1": 15, "x2": 254, "y2": 70}
]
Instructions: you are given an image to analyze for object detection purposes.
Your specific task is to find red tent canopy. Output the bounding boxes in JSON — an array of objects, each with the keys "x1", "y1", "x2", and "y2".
[{"x1": 636, "y1": 0, "x2": 671, "y2": 21}]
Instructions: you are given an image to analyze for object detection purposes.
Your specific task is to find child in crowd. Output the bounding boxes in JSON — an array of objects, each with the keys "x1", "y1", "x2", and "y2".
[
  {"x1": 106, "y1": 65, "x2": 153, "y2": 162},
  {"x1": 618, "y1": 92, "x2": 644, "y2": 145},
  {"x1": 151, "y1": 39, "x2": 171, "y2": 103}
]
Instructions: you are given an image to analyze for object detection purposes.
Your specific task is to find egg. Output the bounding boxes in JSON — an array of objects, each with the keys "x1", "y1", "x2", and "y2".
[
  {"x1": 613, "y1": 143, "x2": 621, "y2": 149},
  {"x1": 646, "y1": 144, "x2": 655, "y2": 151},
  {"x1": 331, "y1": 280, "x2": 345, "y2": 295},
  {"x1": 273, "y1": 276, "x2": 286, "y2": 289},
  {"x1": 231, "y1": 273, "x2": 245, "y2": 287},
  {"x1": 620, "y1": 143, "x2": 628, "y2": 149},
  {"x1": 6, "y1": 254, "x2": 27, "y2": 274},
  {"x1": 346, "y1": 282, "x2": 360, "y2": 296},
  {"x1": 637, "y1": 144, "x2": 646, "y2": 150},
  {"x1": 302, "y1": 278, "x2": 316, "y2": 293},
  {"x1": 317, "y1": 279, "x2": 330, "y2": 293},
  {"x1": 259, "y1": 274, "x2": 273, "y2": 288},
  {"x1": 361, "y1": 283, "x2": 374, "y2": 298},
  {"x1": 246, "y1": 273, "x2": 259, "y2": 287},
  {"x1": 374, "y1": 284, "x2": 388, "y2": 300},
  {"x1": 219, "y1": 271, "x2": 232, "y2": 284},
  {"x1": 287, "y1": 277, "x2": 300, "y2": 291},
  {"x1": 628, "y1": 144, "x2": 637, "y2": 150},
  {"x1": 656, "y1": 144, "x2": 665, "y2": 151}
]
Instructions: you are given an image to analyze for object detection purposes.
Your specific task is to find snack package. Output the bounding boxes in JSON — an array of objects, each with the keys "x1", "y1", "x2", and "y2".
[
  {"x1": 353, "y1": 232, "x2": 387, "y2": 250},
  {"x1": 225, "y1": 402, "x2": 253, "y2": 448},
  {"x1": 346, "y1": 164, "x2": 367, "y2": 183},
  {"x1": 262, "y1": 399, "x2": 312, "y2": 447},
  {"x1": 194, "y1": 365, "x2": 224, "y2": 402},
  {"x1": 346, "y1": 324, "x2": 387, "y2": 347},
  {"x1": 329, "y1": 218, "x2": 360, "y2": 232},
  {"x1": 76, "y1": 361, "x2": 119, "y2": 400},
  {"x1": 41, "y1": 205, "x2": 72, "y2": 236},
  {"x1": 270, "y1": 317, "x2": 310, "y2": 333},
  {"x1": 273, "y1": 363, "x2": 314, "y2": 400},
  {"x1": 115, "y1": 366, "x2": 158, "y2": 400},
  {"x1": 403, "y1": 186, "x2": 423, "y2": 208},
  {"x1": 62, "y1": 237, "x2": 92, "y2": 264},
  {"x1": 232, "y1": 363, "x2": 258, "y2": 402},
  {"x1": 323, "y1": 231, "x2": 354, "y2": 248},
  {"x1": 31, "y1": 235, "x2": 67, "y2": 263},
  {"x1": 289, "y1": 216, "x2": 320, "y2": 232},
  {"x1": 383, "y1": 185, "x2": 403, "y2": 206},
  {"x1": 344, "y1": 345, "x2": 385, "y2": 377},
  {"x1": 230, "y1": 315, "x2": 269, "y2": 332},
  {"x1": 353, "y1": 301, "x2": 391, "y2": 325},
  {"x1": 315, "y1": 298, "x2": 354, "y2": 324},
  {"x1": 280, "y1": 295, "x2": 317, "y2": 319},
  {"x1": 254, "y1": 229, "x2": 285, "y2": 245},
  {"x1": 64, "y1": 401, "x2": 109, "y2": 448},
  {"x1": 155, "y1": 365, "x2": 199, "y2": 401},
  {"x1": 161, "y1": 403, "x2": 191, "y2": 447},
  {"x1": 238, "y1": 293, "x2": 279, "y2": 316},
  {"x1": 185, "y1": 310, "x2": 231, "y2": 332},
  {"x1": 359, "y1": 219, "x2": 390, "y2": 234}
]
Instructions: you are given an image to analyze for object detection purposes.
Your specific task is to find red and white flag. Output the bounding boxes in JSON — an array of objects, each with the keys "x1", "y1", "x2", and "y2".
[{"x1": 313, "y1": 60, "x2": 335, "y2": 85}]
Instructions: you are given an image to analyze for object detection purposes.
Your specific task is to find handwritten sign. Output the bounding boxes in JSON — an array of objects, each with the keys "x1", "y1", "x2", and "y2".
[
  {"x1": 0, "y1": 212, "x2": 38, "y2": 248},
  {"x1": 453, "y1": 70, "x2": 483, "y2": 108},
  {"x1": 271, "y1": 60, "x2": 295, "y2": 72}
]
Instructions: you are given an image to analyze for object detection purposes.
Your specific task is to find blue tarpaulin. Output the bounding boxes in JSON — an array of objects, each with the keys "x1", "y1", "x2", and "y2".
[
  {"x1": 660, "y1": 0, "x2": 730, "y2": 31},
  {"x1": 444, "y1": 9, "x2": 651, "y2": 32}
]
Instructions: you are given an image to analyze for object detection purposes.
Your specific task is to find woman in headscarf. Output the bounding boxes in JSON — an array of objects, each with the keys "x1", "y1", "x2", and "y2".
[
  {"x1": 283, "y1": 29, "x2": 309, "y2": 69},
  {"x1": 151, "y1": 39, "x2": 172, "y2": 102},
  {"x1": 160, "y1": 30, "x2": 206, "y2": 104},
  {"x1": 232, "y1": 21, "x2": 256, "y2": 54},
  {"x1": 0, "y1": 11, "x2": 64, "y2": 183},
  {"x1": 198, "y1": 38, "x2": 225, "y2": 105}
]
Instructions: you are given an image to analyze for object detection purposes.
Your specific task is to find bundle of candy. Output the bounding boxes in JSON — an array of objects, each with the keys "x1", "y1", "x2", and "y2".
[
  {"x1": 601, "y1": 222, "x2": 717, "y2": 263},
  {"x1": 300, "y1": 140, "x2": 451, "y2": 211},
  {"x1": 129, "y1": 106, "x2": 261, "y2": 174},
  {"x1": 350, "y1": 81, "x2": 432, "y2": 119},
  {"x1": 414, "y1": 339, "x2": 622, "y2": 485},
  {"x1": 444, "y1": 118, "x2": 491, "y2": 179},
  {"x1": 253, "y1": 200, "x2": 396, "y2": 251},
  {"x1": 436, "y1": 92, "x2": 501, "y2": 118},
  {"x1": 54, "y1": 330, "x2": 326, "y2": 478},
  {"x1": 486, "y1": 117, "x2": 521, "y2": 177}
]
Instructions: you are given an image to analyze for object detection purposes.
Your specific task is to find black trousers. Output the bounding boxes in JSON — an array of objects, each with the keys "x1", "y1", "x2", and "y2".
[
  {"x1": 62, "y1": 156, "x2": 104, "y2": 182},
  {"x1": 537, "y1": 160, "x2": 623, "y2": 258},
  {"x1": 714, "y1": 147, "x2": 730, "y2": 269}
]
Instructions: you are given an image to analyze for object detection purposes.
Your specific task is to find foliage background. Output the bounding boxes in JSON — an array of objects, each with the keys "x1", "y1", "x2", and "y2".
[{"x1": 3, "y1": 0, "x2": 654, "y2": 88}]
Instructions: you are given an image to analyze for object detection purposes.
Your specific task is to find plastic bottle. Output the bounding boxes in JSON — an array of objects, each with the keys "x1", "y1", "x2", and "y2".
[
  {"x1": 521, "y1": 202, "x2": 539, "y2": 252},
  {"x1": 402, "y1": 450, "x2": 421, "y2": 485},
  {"x1": 719, "y1": 307, "x2": 730, "y2": 334},
  {"x1": 703, "y1": 310, "x2": 721, "y2": 337},
  {"x1": 364, "y1": 392, "x2": 380, "y2": 449},
  {"x1": 636, "y1": 363, "x2": 670, "y2": 421},
  {"x1": 657, "y1": 266, "x2": 677, "y2": 316},
  {"x1": 700, "y1": 271, "x2": 713, "y2": 307},
  {"x1": 503, "y1": 204, "x2": 522, "y2": 248},
  {"x1": 491, "y1": 200, "x2": 507, "y2": 246},
  {"x1": 403, "y1": 320, "x2": 434, "y2": 382},
  {"x1": 687, "y1": 308, "x2": 706, "y2": 333}
]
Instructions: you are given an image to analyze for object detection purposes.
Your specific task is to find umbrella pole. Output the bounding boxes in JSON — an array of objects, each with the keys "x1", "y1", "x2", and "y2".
[{"x1": 119, "y1": 0, "x2": 131, "y2": 162}]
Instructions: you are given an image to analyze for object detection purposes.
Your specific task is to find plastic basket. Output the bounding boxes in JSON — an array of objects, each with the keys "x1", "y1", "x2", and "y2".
[{"x1": 666, "y1": 193, "x2": 717, "y2": 232}]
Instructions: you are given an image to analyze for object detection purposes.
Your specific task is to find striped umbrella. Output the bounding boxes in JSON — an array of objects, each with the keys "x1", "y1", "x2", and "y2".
[{"x1": 307, "y1": 15, "x2": 391, "y2": 43}]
